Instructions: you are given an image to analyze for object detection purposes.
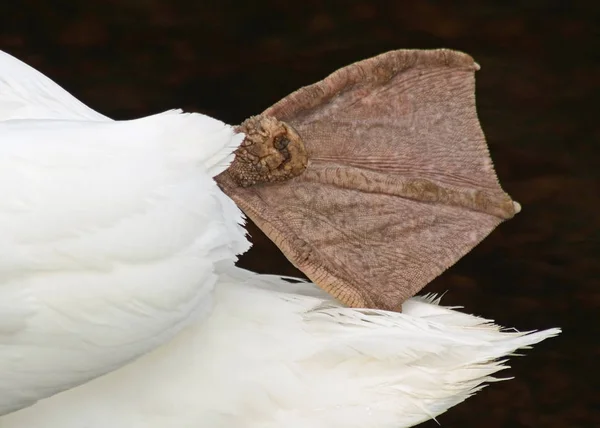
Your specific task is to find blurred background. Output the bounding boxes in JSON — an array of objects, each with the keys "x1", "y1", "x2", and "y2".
[{"x1": 1, "y1": 1, "x2": 597, "y2": 427}]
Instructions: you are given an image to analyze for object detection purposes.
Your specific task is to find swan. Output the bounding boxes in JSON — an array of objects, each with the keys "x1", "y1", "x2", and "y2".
[{"x1": 0, "y1": 48, "x2": 559, "y2": 427}]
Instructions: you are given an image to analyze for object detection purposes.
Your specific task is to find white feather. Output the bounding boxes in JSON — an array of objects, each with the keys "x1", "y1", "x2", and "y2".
[
  {"x1": 0, "y1": 50, "x2": 108, "y2": 121},
  {"x1": 0, "y1": 51, "x2": 249, "y2": 414},
  {"x1": 0, "y1": 268, "x2": 560, "y2": 428}
]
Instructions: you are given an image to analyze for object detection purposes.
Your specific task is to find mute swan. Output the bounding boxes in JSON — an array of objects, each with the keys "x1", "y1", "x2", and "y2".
[{"x1": 0, "y1": 48, "x2": 559, "y2": 427}]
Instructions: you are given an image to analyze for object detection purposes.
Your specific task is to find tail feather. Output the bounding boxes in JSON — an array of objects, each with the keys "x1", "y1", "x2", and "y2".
[{"x1": 0, "y1": 269, "x2": 559, "y2": 428}]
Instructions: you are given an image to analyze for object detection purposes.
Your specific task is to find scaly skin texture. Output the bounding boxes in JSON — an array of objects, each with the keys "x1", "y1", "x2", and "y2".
[{"x1": 225, "y1": 115, "x2": 308, "y2": 188}]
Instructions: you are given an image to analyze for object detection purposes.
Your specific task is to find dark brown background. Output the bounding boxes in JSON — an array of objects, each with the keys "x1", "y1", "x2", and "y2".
[{"x1": 2, "y1": 1, "x2": 597, "y2": 427}]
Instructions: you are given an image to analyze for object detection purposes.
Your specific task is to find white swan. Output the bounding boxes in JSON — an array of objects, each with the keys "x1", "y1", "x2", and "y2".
[{"x1": 0, "y1": 48, "x2": 559, "y2": 428}]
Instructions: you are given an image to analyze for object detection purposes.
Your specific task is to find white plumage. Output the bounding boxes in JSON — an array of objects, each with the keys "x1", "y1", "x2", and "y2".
[
  {"x1": 0, "y1": 49, "x2": 559, "y2": 427},
  {"x1": 0, "y1": 50, "x2": 249, "y2": 415}
]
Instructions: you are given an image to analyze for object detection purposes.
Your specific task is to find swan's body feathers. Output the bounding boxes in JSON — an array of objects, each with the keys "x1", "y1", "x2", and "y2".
[
  {"x1": 0, "y1": 269, "x2": 560, "y2": 428},
  {"x1": 0, "y1": 50, "x2": 107, "y2": 121},
  {"x1": 0, "y1": 51, "x2": 249, "y2": 414}
]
